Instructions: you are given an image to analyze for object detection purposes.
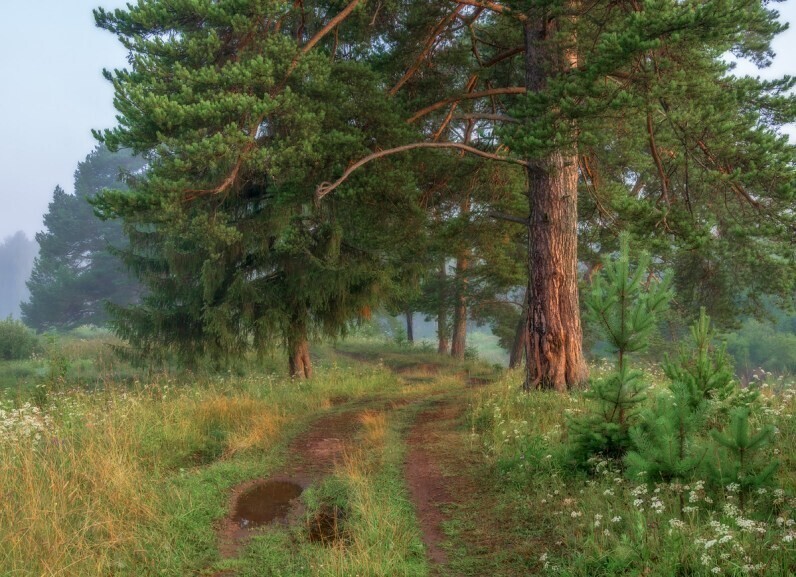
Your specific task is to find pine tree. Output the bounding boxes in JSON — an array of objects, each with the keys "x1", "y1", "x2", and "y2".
[
  {"x1": 708, "y1": 407, "x2": 779, "y2": 512},
  {"x1": 0, "y1": 232, "x2": 37, "y2": 319},
  {"x1": 93, "y1": 1, "x2": 421, "y2": 374},
  {"x1": 314, "y1": 0, "x2": 796, "y2": 390},
  {"x1": 22, "y1": 146, "x2": 144, "y2": 330},
  {"x1": 569, "y1": 234, "x2": 672, "y2": 463},
  {"x1": 663, "y1": 308, "x2": 738, "y2": 411}
]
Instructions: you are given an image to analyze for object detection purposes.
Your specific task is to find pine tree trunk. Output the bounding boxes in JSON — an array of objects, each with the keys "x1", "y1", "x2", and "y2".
[
  {"x1": 405, "y1": 309, "x2": 414, "y2": 343},
  {"x1": 288, "y1": 333, "x2": 312, "y2": 379},
  {"x1": 450, "y1": 254, "x2": 468, "y2": 359},
  {"x1": 437, "y1": 261, "x2": 449, "y2": 354},
  {"x1": 450, "y1": 196, "x2": 470, "y2": 360},
  {"x1": 509, "y1": 291, "x2": 528, "y2": 369},
  {"x1": 522, "y1": 13, "x2": 587, "y2": 392}
]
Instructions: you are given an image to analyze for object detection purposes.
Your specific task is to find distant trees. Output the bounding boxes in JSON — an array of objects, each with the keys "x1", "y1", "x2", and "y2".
[
  {"x1": 22, "y1": 146, "x2": 144, "y2": 331},
  {"x1": 0, "y1": 232, "x2": 37, "y2": 319}
]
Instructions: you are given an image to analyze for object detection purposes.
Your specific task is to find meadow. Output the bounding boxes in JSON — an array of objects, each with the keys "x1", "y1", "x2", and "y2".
[{"x1": 0, "y1": 328, "x2": 793, "y2": 576}]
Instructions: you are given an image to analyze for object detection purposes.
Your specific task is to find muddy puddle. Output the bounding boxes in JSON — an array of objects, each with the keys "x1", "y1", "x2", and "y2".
[
  {"x1": 232, "y1": 480, "x2": 303, "y2": 529},
  {"x1": 308, "y1": 504, "x2": 346, "y2": 544}
]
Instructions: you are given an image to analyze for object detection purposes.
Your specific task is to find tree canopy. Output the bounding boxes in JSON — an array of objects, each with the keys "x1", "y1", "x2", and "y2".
[{"x1": 93, "y1": 0, "x2": 795, "y2": 382}]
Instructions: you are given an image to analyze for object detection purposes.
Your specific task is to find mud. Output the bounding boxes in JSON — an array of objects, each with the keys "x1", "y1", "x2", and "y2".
[
  {"x1": 232, "y1": 480, "x2": 303, "y2": 529},
  {"x1": 307, "y1": 504, "x2": 346, "y2": 544}
]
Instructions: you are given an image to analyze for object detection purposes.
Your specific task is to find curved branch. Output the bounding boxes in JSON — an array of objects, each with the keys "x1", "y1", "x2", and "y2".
[
  {"x1": 389, "y1": 6, "x2": 465, "y2": 95},
  {"x1": 481, "y1": 45, "x2": 524, "y2": 68},
  {"x1": 407, "y1": 87, "x2": 526, "y2": 123},
  {"x1": 450, "y1": 0, "x2": 527, "y2": 21},
  {"x1": 316, "y1": 142, "x2": 528, "y2": 200},
  {"x1": 183, "y1": 1, "x2": 362, "y2": 202}
]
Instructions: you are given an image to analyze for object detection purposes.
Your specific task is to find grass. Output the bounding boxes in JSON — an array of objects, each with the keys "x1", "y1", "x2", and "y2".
[
  {"x1": 1, "y1": 332, "x2": 794, "y2": 576},
  {"x1": 465, "y1": 369, "x2": 796, "y2": 577}
]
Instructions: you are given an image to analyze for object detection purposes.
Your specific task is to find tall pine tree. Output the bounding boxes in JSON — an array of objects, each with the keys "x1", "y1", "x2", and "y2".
[
  {"x1": 22, "y1": 146, "x2": 144, "y2": 330},
  {"x1": 94, "y1": 1, "x2": 421, "y2": 374}
]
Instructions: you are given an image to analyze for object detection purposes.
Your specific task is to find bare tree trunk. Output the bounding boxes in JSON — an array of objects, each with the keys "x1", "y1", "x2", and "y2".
[
  {"x1": 522, "y1": 12, "x2": 587, "y2": 391},
  {"x1": 405, "y1": 309, "x2": 414, "y2": 343},
  {"x1": 288, "y1": 328, "x2": 312, "y2": 379},
  {"x1": 509, "y1": 290, "x2": 528, "y2": 369},
  {"x1": 437, "y1": 261, "x2": 449, "y2": 354},
  {"x1": 450, "y1": 195, "x2": 471, "y2": 360},
  {"x1": 450, "y1": 256, "x2": 468, "y2": 359}
]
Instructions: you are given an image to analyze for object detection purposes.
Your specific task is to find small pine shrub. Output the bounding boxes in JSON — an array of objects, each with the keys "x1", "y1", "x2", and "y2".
[
  {"x1": 569, "y1": 235, "x2": 672, "y2": 466},
  {"x1": 708, "y1": 407, "x2": 779, "y2": 511},
  {"x1": 663, "y1": 307, "x2": 738, "y2": 412},
  {"x1": 0, "y1": 317, "x2": 40, "y2": 360},
  {"x1": 626, "y1": 381, "x2": 708, "y2": 517}
]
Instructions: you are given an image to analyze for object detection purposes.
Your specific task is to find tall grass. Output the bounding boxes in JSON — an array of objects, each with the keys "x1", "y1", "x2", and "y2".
[{"x1": 0, "y1": 342, "x2": 405, "y2": 576}]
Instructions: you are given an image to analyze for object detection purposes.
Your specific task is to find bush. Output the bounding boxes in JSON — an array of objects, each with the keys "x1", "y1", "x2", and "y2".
[{"x1": 0, "y1": 317, "x2": 39, "y2": 360}]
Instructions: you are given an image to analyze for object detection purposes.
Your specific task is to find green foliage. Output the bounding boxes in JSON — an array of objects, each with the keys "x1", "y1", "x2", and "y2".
[
  {"x1": 663, "y1": 308, "x2": 738, "y2": 410},
  {"x1": 626, "y1": 381, "x2": 707, "y2": 490},
  {"x1": 93, "y1": 1, "x2": 425, "y2": 372},
  {"x1": 725, "y1": 315, "x2": 796, "y2": 375},
  {"x1": 0, "y1": 317, "x2": 39, "y2": 360},
  {"x1": 708, "y1": 407, "x2": 779, "y2": 510},
  {"x1": 570, "y1": 235, "x2": 672, "y2": 464}
]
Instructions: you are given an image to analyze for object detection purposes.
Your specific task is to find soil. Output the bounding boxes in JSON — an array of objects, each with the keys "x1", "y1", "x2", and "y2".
[
  {"x1": 212, "y1": 354, "x2": 477, "y2": 575},
  {"x1": 215, "y1": 407, "x2": 363, "y2": 561},
  {"x1": 404, "y1": 397, "x2": 468, "y2": 570}
]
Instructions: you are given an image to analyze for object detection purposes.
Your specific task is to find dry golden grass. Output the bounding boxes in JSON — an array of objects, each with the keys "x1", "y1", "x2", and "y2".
[
  {"x1": 358, "y1": 410, "x2": 387, "y2": 447},
  {"x1": 0, "y1": 415, "x2": 160, "y2": 576}
]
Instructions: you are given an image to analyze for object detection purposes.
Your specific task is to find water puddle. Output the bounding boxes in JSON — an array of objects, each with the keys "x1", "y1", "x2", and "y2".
[{"x1": 232, "y1": 480, "x2": 303, "y2": 529}]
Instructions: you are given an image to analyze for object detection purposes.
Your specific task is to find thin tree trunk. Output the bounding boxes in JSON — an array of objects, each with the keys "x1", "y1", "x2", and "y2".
[
  {"x1": 450, "y1": 247, "x2": 470, "y2": 359},
  {"x1": 405, "y1": 308, "x2": 414, "y2": 343},
  {"x1": 509, "y1": 290, "x2": 528, "y2": 369},
  {"x1": 522, "y1": 12, "x2": 587, "y2": 391},
  {"x1": 437, "y1": 261, "x2": 449, "y2": 354},
  {"x1": 288, "y1": 330, "x2": 312, "y2": 379},
  {"x1": 450, "y1": 194, "x2": 471, "y2": 359}
]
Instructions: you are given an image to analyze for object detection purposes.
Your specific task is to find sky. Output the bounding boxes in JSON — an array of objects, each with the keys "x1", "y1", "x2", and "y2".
[{"x1": 0, "y1": 1, "x2": 795, "y2": 244}]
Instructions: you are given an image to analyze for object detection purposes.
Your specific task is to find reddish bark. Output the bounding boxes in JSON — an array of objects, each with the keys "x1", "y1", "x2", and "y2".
[{"x1": 522, "y1": 12, "x2": 587, "y2": 391}]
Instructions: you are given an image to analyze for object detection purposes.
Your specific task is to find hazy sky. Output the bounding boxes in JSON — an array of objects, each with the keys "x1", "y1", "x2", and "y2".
[{"x1": 0, "y1": 1, "x2": 794, "y2": 243}]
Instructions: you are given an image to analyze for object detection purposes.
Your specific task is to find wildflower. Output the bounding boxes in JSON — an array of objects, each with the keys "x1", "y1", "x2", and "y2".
[{"x1": 611, "y1": 516, "x2": 622, "y2": 523}]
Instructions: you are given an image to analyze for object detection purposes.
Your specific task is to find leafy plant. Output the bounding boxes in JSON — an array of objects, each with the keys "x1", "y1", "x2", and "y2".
[
  {"x1": 663, "y1": 308, "x2": 738, "y2": 411},
  {"x1": 0, "y1": 317, "x2": 40, "y2": 360}
]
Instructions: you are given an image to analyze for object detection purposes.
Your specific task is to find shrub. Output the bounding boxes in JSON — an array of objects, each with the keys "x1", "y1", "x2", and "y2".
[
  {"x1": 569, "y1": 235, "x2": 672, "y2": 465},
  {"x1": 0, "y1": 317, "x2": 39, "y2": 360}
]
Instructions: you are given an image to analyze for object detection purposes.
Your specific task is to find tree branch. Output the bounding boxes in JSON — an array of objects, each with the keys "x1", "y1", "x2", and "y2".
[
  {"x1": 450, "y1": 0, "x2": 527, "y2": 21},
  {"x1": 389, "y1": 6, "x2": 465, "y2": 95},
  {"x1": 183, "y1": 1, "x2": 362, "y2": 202},
  {"x1": 407, "y1": 87, "x2": 526, "y2": 123},
  {"x1": 316, "y1": 142, "x2": 529, "y2": 200},
  {"x1": 454, "y1": 112, "x2": 519, "y2": 123},
  {"x1": 481, "y1": 45, "x2": 524, "y2": 68},
  {"x1": 487, "y1": 211, "x2": 529, "y2": 226}
]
